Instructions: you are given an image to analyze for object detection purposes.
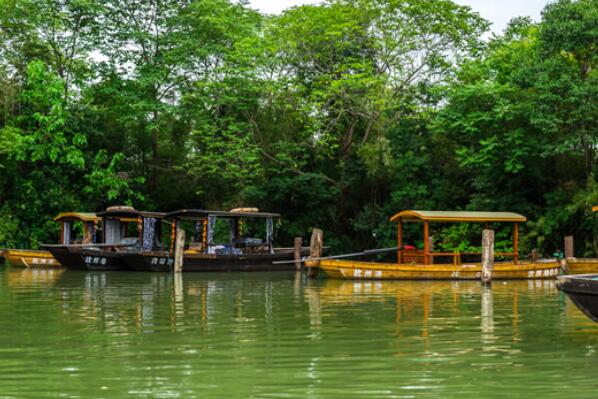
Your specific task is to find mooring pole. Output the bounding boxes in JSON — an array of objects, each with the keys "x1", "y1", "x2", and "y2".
[
  {"x1": 564, "y1": 236, "x2": 574, "y2": 258},
  {"x1": 174, "y1": 227, "x2": 185, "y2": 273},
  {"x1": 307, "y1": 228, "x2": 323, "y2": 279},
  {"x1": 294, "y1": 237, "x2": 303, "y2": 271},
  {"x1": 481, "y1": 229, "x2": 495, "y2": 286}
]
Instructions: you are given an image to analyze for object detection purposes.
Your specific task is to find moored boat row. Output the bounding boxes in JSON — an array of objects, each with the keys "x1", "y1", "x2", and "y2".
[
  {"x1": 2, "y1": 206, "x2": 597, "y2": 283},
  {"x1": 40, "y1": 206, "x2": 309, "y2": 272}
]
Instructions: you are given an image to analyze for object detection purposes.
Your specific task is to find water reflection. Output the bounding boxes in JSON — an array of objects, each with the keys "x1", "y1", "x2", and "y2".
[
  {"x1": 304, "y1": 279, "x2": 561, "y2": 359},
  {"x1": 481, "y1": 286, "x2": 494, "y2": 342},
  {"x1": 3, "y1": 269, "x2": 598, "y2": 398},
  {"x1": 4, "y1": 268, "x2": 64, "y2": 287}
]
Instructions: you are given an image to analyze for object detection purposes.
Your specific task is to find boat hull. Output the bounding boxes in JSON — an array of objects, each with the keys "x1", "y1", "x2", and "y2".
[
  {"x1": 43, "y1": 245, "x2": 127, "y2": 271},
  {"x1": 3, "y1": 249, "x2": 61, "y2": 268},
  {"x1": 122, "y1": 249, "x2": 306, "y2": 272},
  {"x1": 565, "y1": 258, "x2": 598, "y2": 274},
  {"x1": 557, "y1": 274, "x2": 598, "y2": 322},
  {"x1": 307, "y1": 259, "x2": 560, "y2": 280}
]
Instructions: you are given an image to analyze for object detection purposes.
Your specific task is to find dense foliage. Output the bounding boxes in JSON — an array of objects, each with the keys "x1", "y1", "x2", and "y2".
[{"x1": 0, "y1": 0, "x2": 596, "y2": 256}]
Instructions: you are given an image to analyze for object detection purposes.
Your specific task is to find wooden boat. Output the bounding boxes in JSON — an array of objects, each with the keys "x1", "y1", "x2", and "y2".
[
  {"x1": 563, "y1": 206, "x2": 598, "y2": 274},
  {"x1": 3, "y1": 212, "x2": 98, "y2": 268},
  {"x1": 2, "y1": 249, "x2": 60, "y2": 268},
  {"x1": 44, "y1": 207, "x2": 164, "y2": 271},
  {"x1": 566, "y1": 258, "x2": 598, "y2": 274},
  {"x1": 122, "y1": 208, "x2": 309, "y2": 272},
  {"x1": 306, "y1": 210, "x2": 560, "y2": 280},
  {"x1": 557, "y1": 274, "x2": 598, "y2": 322}
]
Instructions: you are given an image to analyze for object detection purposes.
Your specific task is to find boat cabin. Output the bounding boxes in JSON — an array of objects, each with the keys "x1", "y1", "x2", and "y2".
[
  {"x1": 390, "y1": 210, "x2": 527, "y2": 265},
  {"x1": 96, "y1": 207, "x2": 166, "y2": 249},
  {"x1": 54, "y1": 212, "x2": 99, "y2": 245},
  {"x1": 165, "y1": 208, "x2": 280, "y2": 256}
]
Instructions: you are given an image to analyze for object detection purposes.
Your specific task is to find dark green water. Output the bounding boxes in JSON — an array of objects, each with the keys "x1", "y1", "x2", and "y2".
[{"x1": 1, "y1": 266, "x2": 598, "y2": 398}]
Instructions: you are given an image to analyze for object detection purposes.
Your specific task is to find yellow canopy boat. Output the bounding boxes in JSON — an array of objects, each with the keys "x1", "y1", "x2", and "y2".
[
  {"x1": 306, "y1": 210, "x2": 560, "y2": 280},
  {"x1": 3, "y1": 212, "x2": 98, "y2": 268},
  {"x1": 565, "y1": 205, "x2": 598, "y2": 274}
]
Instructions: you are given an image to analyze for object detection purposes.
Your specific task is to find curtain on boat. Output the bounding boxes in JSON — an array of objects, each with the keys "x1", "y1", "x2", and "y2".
[
  {"x1": 229, "y1": 219, "x2": 238, "y2": 243},
  {"x1": 88, "y1": 222, "x2": 97, "y2": 244},
  {"x1": 207, "y1": 215, "x2": 216, "y2": 253},
  {"x1": 266, "y1": 217, "x2": 274, "y2": 254},
  {"x1": 194, "y1": 221, "x2": 201, "y2": 242},
  {"x1": 104, "y1": 219, "x2": 121, "y2": 244},
  {"x1": 62, "y1": 221, "x2": 72, "y2": 245},
  {"x1": 142, "y1": 217, "x2": 157, "y2": 250}
]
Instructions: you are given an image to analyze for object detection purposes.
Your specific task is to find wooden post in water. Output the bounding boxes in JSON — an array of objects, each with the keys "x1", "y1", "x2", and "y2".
[
  {"x1": 307, "y1": 228, "x2": 323, "y2": 279},
  {"x1": 174, "y1": 227, "x2": 186, "y2": 273},
  {"x1": 564, "y1": 236, "x2": 574, "y2": 258},
  {"x1": 481, "y1": 229, "x2": 495, "y2": 286},
  {"x1": 294, "y1": 237, "x2": 303, "y2": 271}
]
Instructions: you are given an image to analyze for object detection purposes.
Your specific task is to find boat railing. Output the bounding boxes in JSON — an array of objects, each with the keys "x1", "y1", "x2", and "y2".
[{"x1": 398, "y1": 249, "x2": 519, "y2": 265}]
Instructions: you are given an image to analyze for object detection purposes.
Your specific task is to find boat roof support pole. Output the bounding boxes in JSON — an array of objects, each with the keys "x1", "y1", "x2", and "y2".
[
  {"x1": 138, "y1": 217, "x2": 143, "y2": 246},
  {"x1": 424, "y1": 221, "x2": 430, "y2": 265},
  {"x1": 514, "y1": 223, "x2": 519, "y2": 265},
  {"x1": 60, "y1": 221, "x2": 65, "y2": 245},
  {"x1": 202, "y1": 219, "x2": 208, "y2": 252},
  {"x1": 170, "y1": 219, "x2": 177, "y2": 256},
  {"x1": 397, "y1": 220, "x2": 403, "y2": 264}
]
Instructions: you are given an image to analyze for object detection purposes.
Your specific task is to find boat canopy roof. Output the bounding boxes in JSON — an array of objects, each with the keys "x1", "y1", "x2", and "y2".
[
  {"x1": 166, "y1": 209, "x2": 281, "y2": 219},
  {"x1": 390, "y1": 210, "x2": 527, "y2": 223},
  {"x1": 54, "y1": 212, "x2": 98, "y2": 222},
  {"x1": 96, "y1": 207, "x2": 165, "y2": 219}
]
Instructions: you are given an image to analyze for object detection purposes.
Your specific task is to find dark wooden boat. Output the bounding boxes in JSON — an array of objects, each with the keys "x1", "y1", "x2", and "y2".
[
  {"x1": 557, "y1": 274, "x2": 598, "y2": 322},
  {"x1": 122, "y1": 208, "x2": 309, "y2": 272},
  {"x1": 43, "y1": 244, "x2": 127, "y2": 271},
  {"x1": 44, "y1": 207, "x2": 165, "y2": 271},
  {"x1": 124, "y1": 249, "x2": 302, "y2": 272}
]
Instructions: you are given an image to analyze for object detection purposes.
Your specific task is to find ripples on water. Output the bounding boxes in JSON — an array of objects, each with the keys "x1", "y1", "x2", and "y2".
[{"x1": 1, "y1": 266, "x2": 598, "y2": 398}]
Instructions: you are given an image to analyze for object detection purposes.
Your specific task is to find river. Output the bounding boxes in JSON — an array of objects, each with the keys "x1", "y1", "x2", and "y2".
[{"x1": 0, "y1": 267, "x2": 597, "y2": 398}]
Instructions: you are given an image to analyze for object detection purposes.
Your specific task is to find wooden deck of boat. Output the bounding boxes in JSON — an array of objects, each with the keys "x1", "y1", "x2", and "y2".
[{"x1": 309, "y1": 259, "x2": 560, "y2": 280}]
